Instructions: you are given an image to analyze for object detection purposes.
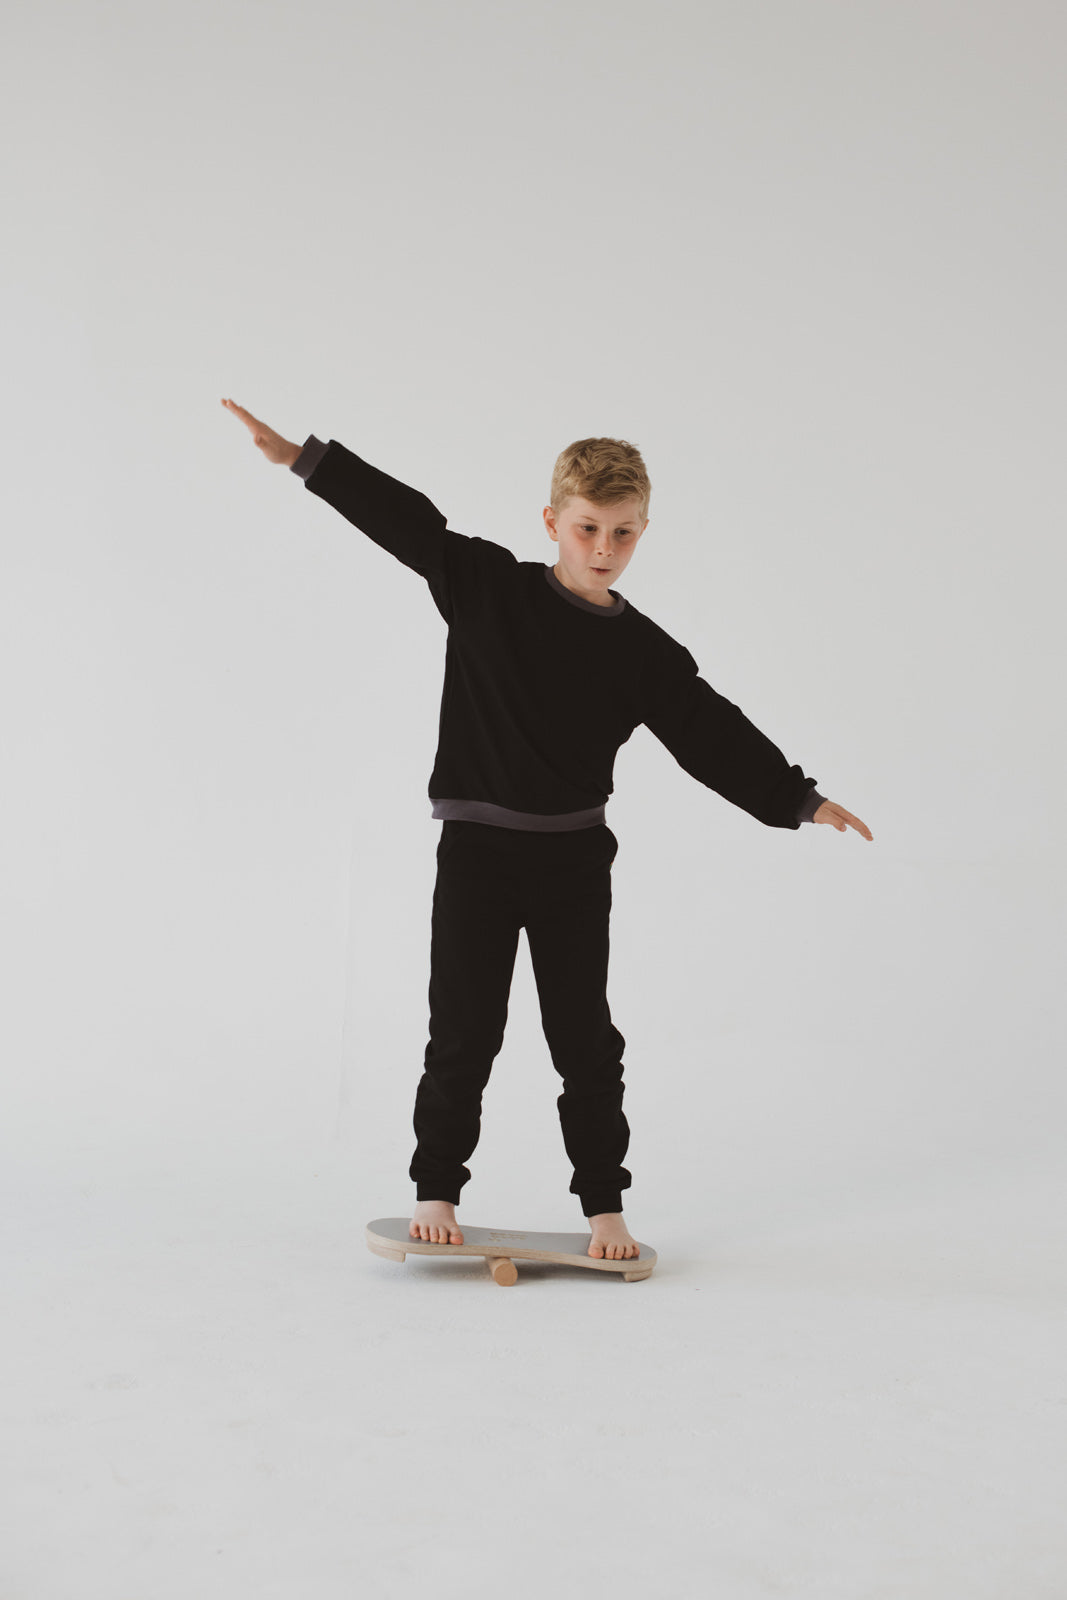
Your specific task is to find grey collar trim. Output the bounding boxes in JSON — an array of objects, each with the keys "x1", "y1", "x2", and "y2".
[{"x1": 543, "y1": 563, "x2": 626, "y2": 616}]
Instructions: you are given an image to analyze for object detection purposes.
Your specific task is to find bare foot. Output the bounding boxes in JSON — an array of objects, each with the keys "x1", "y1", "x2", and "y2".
[
  {"x1": 410, "y1": 1200, "x2": 463, "y2": 1245},
  {"x1": 587, "y1": 1212, "x2": 640, "y2": 1260}
]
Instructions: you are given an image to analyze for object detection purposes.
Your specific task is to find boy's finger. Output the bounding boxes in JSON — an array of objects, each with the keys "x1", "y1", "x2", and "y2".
[{"x1": 221, "y1": 398, "x2": 261, "y2": 430}]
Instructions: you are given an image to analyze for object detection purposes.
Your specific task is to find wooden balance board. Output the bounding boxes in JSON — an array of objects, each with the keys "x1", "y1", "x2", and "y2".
[{"x1": 366, "y1": 1217, "x2": 657, "y2": 1285}]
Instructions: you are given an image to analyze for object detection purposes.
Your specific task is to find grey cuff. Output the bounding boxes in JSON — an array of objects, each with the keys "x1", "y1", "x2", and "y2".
[
  {"x1": 797, "y1": 787, "x2": 827, "y2": 824},
  {"x1": 290, "y1": 434, "x2": 329, "y2": 480}
]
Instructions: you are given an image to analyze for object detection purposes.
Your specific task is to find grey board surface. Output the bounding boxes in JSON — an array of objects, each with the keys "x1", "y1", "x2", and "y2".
[{"x1": 366, "y1": 1217, "x2": 657, "y2": 1275}]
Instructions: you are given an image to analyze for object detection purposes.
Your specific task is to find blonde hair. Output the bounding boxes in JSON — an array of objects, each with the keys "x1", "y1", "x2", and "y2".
[{"x1": 550, "y1": 436, "x2": 651, "y2": 525}]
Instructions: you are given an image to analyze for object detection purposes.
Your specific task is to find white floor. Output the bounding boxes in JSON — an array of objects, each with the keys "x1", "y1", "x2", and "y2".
[{"x1": 5, "y1": 1152, "x2": 1064, "y2": 1600}]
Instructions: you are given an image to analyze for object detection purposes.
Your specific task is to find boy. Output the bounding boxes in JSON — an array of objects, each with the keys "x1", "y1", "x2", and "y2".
[{"x1": 222, "y1": 397, "x2": 873, "y2": 1262}]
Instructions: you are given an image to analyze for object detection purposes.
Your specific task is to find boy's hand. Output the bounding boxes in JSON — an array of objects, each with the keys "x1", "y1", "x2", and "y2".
[
  {"x1": 813, "y1": 800, "x2": 873, "y2": 840},
  {"x1": 220, "y1": 397, "x2": 301, "y2": 467}
]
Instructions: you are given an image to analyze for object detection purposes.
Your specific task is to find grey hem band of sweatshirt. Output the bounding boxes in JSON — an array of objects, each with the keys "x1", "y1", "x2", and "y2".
[{"x1": 291, "y1": 434, "x2": 827, "y2": 830}]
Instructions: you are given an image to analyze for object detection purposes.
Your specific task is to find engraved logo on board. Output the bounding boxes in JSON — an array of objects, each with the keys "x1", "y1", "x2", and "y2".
[{"x1": 487, "y1": 1229, "x2": 529, "y2": 1242}]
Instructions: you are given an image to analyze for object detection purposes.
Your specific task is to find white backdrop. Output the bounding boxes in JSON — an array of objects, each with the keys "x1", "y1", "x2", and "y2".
[{"x1": 3, "y1": 3, "x2": 1064, "y2": 1595}]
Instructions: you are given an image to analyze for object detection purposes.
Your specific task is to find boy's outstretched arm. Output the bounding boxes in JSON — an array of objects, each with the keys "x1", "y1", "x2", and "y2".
[
  {"x1": 220, "y1": 397, "x2": 477, "y2": 610},
  {"x1": 643, "y1": 645, "x2": 874, "y2": 838},
  {"x1": 812, "y1": 800, "x2": 873, "y2": 840}
]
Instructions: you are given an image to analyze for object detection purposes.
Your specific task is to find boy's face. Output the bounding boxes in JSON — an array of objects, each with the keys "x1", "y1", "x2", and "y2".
[{"x1": 542, "y1": 494, "x2": 648, "y2": 606}]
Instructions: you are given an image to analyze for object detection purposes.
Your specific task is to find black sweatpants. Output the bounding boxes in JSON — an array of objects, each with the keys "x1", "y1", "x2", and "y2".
[{"x1": 409, "y1": 819, "x2": 632, "y2": 1218}]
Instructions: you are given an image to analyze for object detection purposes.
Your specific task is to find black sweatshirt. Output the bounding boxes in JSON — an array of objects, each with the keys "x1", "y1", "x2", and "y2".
[{"x1": 291, "y1": 436, "x2": 826, "y2": 833}]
